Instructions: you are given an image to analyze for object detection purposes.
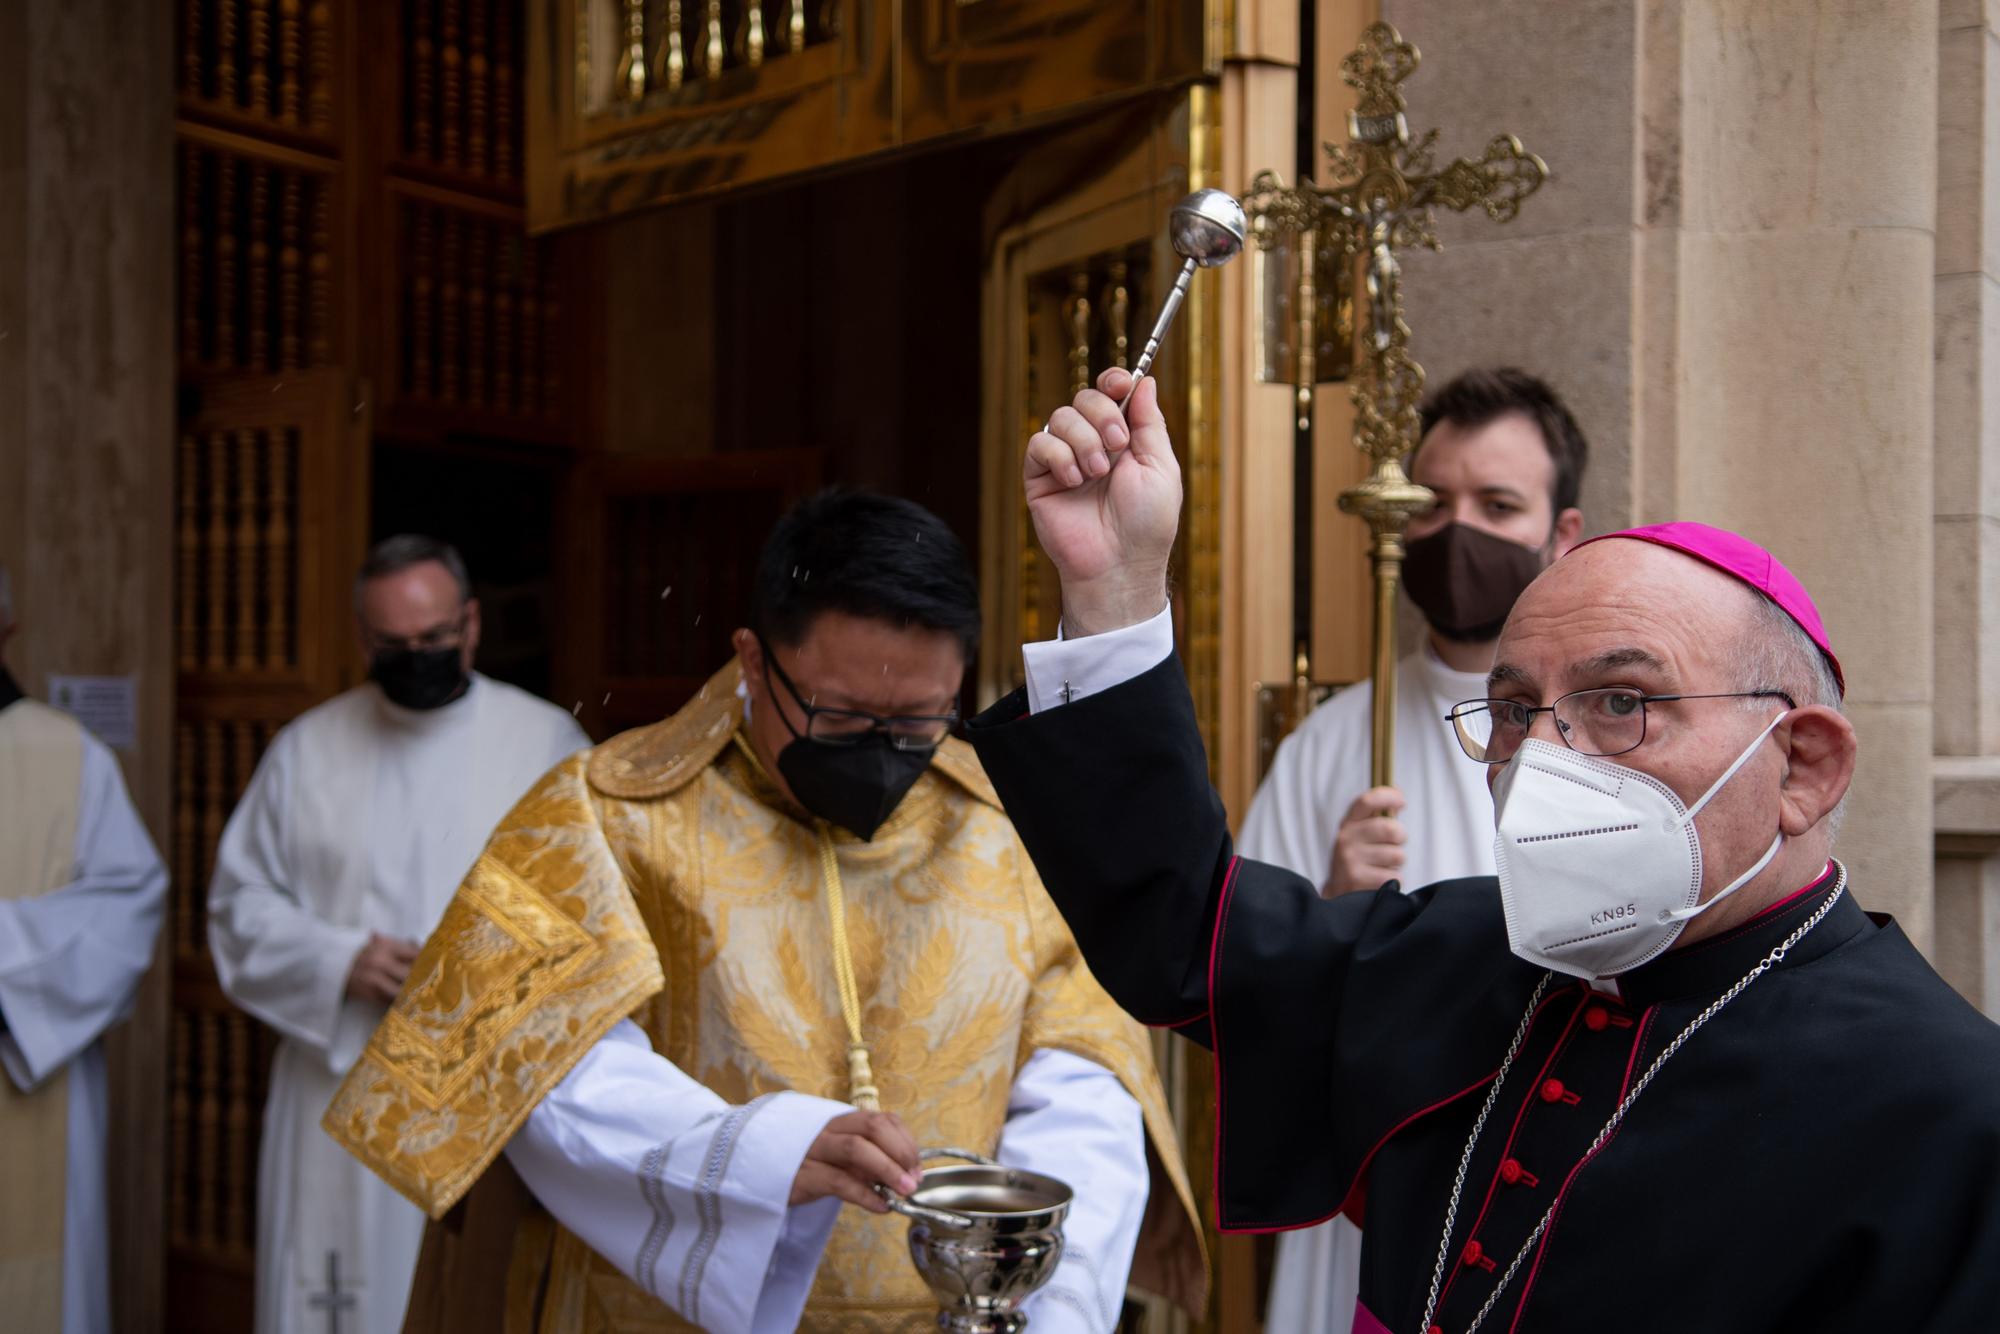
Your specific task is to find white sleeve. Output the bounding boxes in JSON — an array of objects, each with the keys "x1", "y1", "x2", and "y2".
[
  {"x1": 547, "y1": 713, "x2": 592, "y2": 764},
  {"x1": 1021, "y1": 605, "x2": 1175, "y2": 714},
  {"x1": 1000, "y1": 1049, "x2": 1149, "y2": 1334},
  {"x1": 205, "y1": 735, "x2": 371, "y2": 1063},
  {"x1": 0, "y1": 736, "x2": 167, "y2": 1091},
  {"x1": 1237, "y1": 720, "x2": 1334, "y2": 883},
  {"x1": 504, "y1": 1020, "x2": 854, "y2": 1334}
]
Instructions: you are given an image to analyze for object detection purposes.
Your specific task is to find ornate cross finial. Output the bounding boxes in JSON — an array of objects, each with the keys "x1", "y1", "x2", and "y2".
[
  {"x1": 1342, "y1": 20, "x2": 1419, "y2": 146},
  {"x1": 1242, "y1": 21, "x2": 1549, "y2": 787}
]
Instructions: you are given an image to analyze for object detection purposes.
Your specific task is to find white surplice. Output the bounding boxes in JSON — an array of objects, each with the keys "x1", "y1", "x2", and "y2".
[
  {"x1": 1023, "y1": 612, "x2": 1498, "y2": 1334},
  {"x1": 504, "y1": 1026, "x2": 1150, "y2": 1334},
  {"x1": 207, "y1": 674, "x2": 588, "y2": 1334},
  {"x1": 0, "y1": 704, "x2": 167, "y2": 1334}
]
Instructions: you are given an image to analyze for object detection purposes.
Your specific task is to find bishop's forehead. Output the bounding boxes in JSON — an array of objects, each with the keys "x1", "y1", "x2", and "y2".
[{"x1": 1498, "y1": 542, "x2": 1759, "y2": 686}]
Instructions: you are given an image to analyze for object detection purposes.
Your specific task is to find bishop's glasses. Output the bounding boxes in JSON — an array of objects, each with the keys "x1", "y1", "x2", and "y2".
[{"x1": 1447, "y1": 687, "x2": 1796, "y2": 765}]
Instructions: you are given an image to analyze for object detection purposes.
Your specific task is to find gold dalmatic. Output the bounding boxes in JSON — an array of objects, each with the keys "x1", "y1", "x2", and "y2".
[{"x1": 327, "y1": 660, "x2": 1206, "y2": 1332}]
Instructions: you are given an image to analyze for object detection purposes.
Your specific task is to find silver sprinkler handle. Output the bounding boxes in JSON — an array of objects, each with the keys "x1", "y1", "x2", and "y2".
[{"x1": 1122, "y1": 256, "x2": 1199, "y2": 418}]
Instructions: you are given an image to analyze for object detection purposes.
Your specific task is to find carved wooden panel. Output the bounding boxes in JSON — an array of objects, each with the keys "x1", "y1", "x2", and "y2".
[
  {"x1": 178, "y1": 140, "x2": 338, "y2": 374},
  {"x1": 526, "y1": 0, "x2": 1214, "y2": 229},
  {"x1": 177, "y1": 427, "x2": 304, "y2": 676},
  {"x1": 398, "y1": 0, "x2": 525, "y2": 190},
  {"x1": 386, "y1": 193, "x2": 578, "y2": 438},
  {"x1": 179, "y1": 0, "x2": 342, "y2": 143}
]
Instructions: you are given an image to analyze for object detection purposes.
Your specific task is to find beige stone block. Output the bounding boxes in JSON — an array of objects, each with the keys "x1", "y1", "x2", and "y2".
[
  {"x1": 1932, "y1": 850, "x2": 2000, "y2": 1016},
  {"x1": 1398, "y1": 230, "x2": 1635, "y2": 532},
  {"x1": 1934, "y1": 515, "x2": 2000, "y2": 754},
  {"x1": 1935, "y1": 26, "x2": 2000, "y2": 278},
  {"x1": 1633, "y1": 226, "x2": 1680, "y2": 527},
  {"x1": 1682, "y1": 0, "x2": 1937, "y2": 234},
  {"x1": 1840, "y1": 701, "x2": 1937, "y2": 955},
  {"x1": 1638, "y1": 0, "x2": 1685, "y2": 229},
  {"x1": 1677, "y1": 228, "x2": 1934, "y2": 706},
  {"x1": 1937, "y1": 753, "x2": 2000, "y2": 831},
  {"x1": 1380, "y1": 0, "x2": 1637, "y2": 240},
  {"x1": 1938, "y1": 0, "x2": 2000, "y2": 33},
  {"x1": 1933, "y1": 273, "x2": 2000, "y2": 517}
]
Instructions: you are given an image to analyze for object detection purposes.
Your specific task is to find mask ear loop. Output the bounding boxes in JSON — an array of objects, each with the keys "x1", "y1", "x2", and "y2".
[
  {"x1": 1664, "y1": 831, "x2": 1783, "y2": 922},
  {"x1": 1678, "y1": 710, "x2": 1789, "y2": 827},
  {"x1": 1663, "y1": 710, "x2": 1790, "y2": 923}
]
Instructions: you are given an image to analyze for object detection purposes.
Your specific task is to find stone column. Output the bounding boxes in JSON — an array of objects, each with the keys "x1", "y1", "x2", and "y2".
[
  {"x1": 1934, "y1": 0, "x2": 2000, "y2": 1008},
  {"x1": 1673, "y1": 0, "x2": 1937, "y2": 947},
  {"x1": 0, "y1": 0, "x2": 174, "y2": 1327},
  {"x1": 1386, "y1": 0, "x2": 1941, "y2": 952}
]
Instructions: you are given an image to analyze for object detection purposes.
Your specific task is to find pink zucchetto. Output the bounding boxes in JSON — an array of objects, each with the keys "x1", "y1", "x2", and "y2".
[{"x1": 1570, "y1": 522, "x2": 1845, "y2": 696}]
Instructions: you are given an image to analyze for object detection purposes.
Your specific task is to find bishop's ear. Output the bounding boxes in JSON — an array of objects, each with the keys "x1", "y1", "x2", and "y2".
[{"x1": 1775, "y1": 705, "x2": 1858, "y2": 838}]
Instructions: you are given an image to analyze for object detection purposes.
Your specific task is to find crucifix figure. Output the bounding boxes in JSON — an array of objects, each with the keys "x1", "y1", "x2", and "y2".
[
  {"x1": 308, "y1": 1250, "x2": 358, "y2": 1334},
  {"x1": 1243, "y1": 20, "x2": 1548, "y2": 787}
]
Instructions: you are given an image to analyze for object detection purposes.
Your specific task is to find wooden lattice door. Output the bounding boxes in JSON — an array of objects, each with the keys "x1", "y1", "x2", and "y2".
[{"x1": 166, "y1": 371, "x2": 367, "y2": 1332}]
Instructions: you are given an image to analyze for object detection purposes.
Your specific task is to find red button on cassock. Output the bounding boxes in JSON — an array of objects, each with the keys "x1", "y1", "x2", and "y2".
[
  {"x1": 1500, "y1": 1158, "x2": 1523, "y2": 1185},
  {"x1": 1584, "y1": 1006, "x2": 1609, "y2": 1032},
  {"x1": 1541, "y1": 1078, "x2": 1567, "y2": 1103},
  {"x1": 1463, "y1": 1240, "x2": 1484, "y2": 1268}
]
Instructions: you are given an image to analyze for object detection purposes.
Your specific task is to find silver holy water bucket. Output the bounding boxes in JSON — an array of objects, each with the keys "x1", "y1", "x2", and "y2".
[{"x1": 878, "y1": 1148, "x2": 1074, "y2": 1334}]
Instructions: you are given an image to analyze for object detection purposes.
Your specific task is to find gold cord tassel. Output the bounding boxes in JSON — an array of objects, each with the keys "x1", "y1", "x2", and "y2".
[{"x1": 817, "y1": 821, "x2": 881, "y2": 1111}]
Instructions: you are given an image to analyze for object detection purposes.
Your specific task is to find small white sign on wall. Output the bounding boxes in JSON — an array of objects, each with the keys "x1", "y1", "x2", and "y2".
[{"x1": 48, "y1": 675, "x2": 138, "y2": 751}]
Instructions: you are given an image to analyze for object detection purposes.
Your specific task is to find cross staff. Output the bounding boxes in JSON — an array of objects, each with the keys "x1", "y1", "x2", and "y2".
[{"x1": 1245, "y1": 21, "x2": 1548, "y2": 786}]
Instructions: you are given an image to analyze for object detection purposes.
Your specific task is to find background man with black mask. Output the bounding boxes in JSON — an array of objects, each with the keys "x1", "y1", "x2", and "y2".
[
  {"x1": 207, "y1": 534, "x2": 588, "y2": 1334},
  {"x1": 1243, "y1": 368, "x2": 1586, "y2": 1334}
]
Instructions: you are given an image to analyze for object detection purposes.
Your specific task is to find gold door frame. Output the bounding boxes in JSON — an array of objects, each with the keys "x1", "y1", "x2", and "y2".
[
  {"x1": 976, "y1": 95, "x2": 1223, "y2": 752},
  {"x1": 977, "y1": 89, "x2": 1225, "y2": 1334}
]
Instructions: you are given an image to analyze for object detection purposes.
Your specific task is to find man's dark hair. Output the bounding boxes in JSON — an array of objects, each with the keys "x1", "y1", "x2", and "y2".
[
  {"x1": 354, "y1": 534, "x2": 472, "y2": 612},
  {"x1": 1416, "y1": 367, "x2": 1589, "y2": 514},
  {"x1": 752, "y1": 490, "x2": 981, "y2": 661}
]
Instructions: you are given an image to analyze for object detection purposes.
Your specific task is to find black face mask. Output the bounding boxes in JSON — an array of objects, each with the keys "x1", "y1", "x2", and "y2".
[
  {"x1": 1403, "y1": 522, "x2": 1551, "y2": 643},
  {"x1": 370, "y1": 647, "x2": 468, "y2": 711},
  {"x1": 776, "y1": 735, "x2": 932, "y2": 842}
]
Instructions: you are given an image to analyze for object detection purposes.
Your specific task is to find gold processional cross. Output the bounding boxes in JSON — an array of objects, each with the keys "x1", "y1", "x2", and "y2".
[{"x1": 1245, "y1": 22, "x2": 1547, "y2": 787}]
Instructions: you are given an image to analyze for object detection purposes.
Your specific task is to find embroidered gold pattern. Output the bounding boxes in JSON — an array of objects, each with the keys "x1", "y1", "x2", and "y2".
[{"x1": 326, "y1": 661, "x2": 1204, "y2": 1329}]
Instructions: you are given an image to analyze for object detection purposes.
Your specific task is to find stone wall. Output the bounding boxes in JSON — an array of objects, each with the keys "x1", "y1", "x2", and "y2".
[
  {"x1": 1383, "y1": 0, "x2": 1950, "y2": 962},
  {"x1": 1935, "y1": 0, "x2": 2000, "y2": 1013}
]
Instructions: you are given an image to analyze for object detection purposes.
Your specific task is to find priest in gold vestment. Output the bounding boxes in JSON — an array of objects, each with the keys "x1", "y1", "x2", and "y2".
[{"x1": 326, "y1": 492, "x2": 1205, "y2": 1333}]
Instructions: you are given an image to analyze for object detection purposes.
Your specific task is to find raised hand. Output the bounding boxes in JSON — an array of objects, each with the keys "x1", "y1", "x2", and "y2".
[{"x1": 1024, "y1": 368, "x2": 1182, "y2": 637}]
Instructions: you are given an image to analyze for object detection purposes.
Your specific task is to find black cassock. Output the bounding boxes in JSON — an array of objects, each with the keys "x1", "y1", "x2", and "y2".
[{"x1": 968, "y1": 656, "x2": 2000, "y2": 1334}]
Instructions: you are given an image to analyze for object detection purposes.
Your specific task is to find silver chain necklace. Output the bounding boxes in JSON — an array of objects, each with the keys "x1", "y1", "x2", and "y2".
[{"x1": 1415, "y1": 866, "x2": 1849, "y2": 1334}]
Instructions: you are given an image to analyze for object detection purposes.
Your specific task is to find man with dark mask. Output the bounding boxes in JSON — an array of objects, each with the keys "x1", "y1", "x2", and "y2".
[
  {"x1": 326, "y1": 491, "x2": 1205, "y2": 1333},
  {"x1": 1244, "y1": 368, "x2": 1586, "y2": 1333},
  {"x1": 207, "y1": 534, "x2": 587, "y2": 1334}
]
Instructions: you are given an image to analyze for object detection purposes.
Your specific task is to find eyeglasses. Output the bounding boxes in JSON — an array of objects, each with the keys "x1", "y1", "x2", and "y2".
[
  {"x1": 1446, "y1": 687, "x2": 1796, "y2": 765},
  {"x1": 365, "y1": 613, "x2": 467, "y2": 656},
  {"x1": 760, "y1": 637, "x2": 958, "y2": 752}
]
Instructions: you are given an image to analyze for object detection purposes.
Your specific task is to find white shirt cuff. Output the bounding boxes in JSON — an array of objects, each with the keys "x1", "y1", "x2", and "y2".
[{"x1": 1021, "y1": 605, "x2": 1174, "y2": 714}]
